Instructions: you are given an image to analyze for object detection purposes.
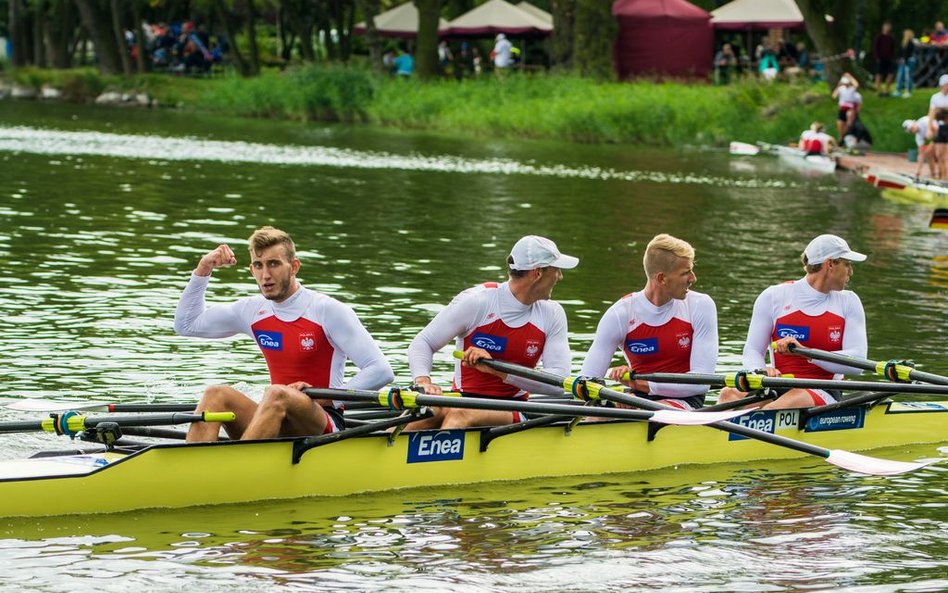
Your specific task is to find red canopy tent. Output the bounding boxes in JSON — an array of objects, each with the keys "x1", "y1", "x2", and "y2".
[{"x1": 612, "y1": 0, "x2": 713, "y2": 80}]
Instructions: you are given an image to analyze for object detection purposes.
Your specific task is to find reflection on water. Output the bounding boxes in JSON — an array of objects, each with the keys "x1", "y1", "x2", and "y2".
[
  {"x1": 0, "y1": 104, "x2": 946, "y2": 592},
  {"x1": 1, "y1": 457, "x2": 946, "y2": 592}
]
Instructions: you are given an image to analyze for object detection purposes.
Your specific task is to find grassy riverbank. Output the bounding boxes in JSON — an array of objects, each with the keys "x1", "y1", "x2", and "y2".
[{"x1": 1, "y1": 65, "x2": 932, "y2": 152}]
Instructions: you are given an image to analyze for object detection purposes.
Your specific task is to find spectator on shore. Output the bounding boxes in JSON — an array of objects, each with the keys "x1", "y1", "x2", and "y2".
[
  {"x1": 902, "y1": 117, "x2": 934, "y2": 178},
  {"x1": 438, "y1": 40, "x2": 453, "y2": 74},
  {"x1": 832, "y1": 73, "x2": 862, "y2": 141},
  {"x1": 928, "y1": 75, "x2": 948, "y2": 178},
  {"x1": 492, "y1": 33, "x2": 513, "y2": 71},
  {"x1": 714, "y1": 43, "x2": 738, "y2": 84},
  {"x1": 455, "y1": 42, "x2": 474, "y2": 81},
  {"x1": 931, "y1": 21, "x2": 948, "y2": 45},
  {"x1": 758, "y1": 45, "x2": 779, "y2": 81},
  {"x1": 843, "y1": 116, "x2": 873, "y2": 152},
  {"x1": 872, "y1": 21, "x2": 896, "y2": 96},
  {"x1": 894, "y1": 28, "x2": 917, "y2": 98},
  {"x1": 393, "y1": 47, "x2": 414, "y2": 77}
]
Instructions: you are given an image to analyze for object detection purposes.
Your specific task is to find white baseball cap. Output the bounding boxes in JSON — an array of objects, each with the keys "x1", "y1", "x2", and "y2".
[
  {"x1": 940, "y1": 73, "x2": 948, "y2": 87},
  {"x1": 804, "y1": 234, "x2": 867, "y2": 265},
  {"x1": 902, "y1": 119, "x2": 915, "y2": 132},
  {"x1": 508, "y1": 235, "x2": 579, "y2": 270}
]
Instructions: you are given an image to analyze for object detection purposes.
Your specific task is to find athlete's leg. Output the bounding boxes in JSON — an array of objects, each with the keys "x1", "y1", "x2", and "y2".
[
  {"x1": 241, "y1": 384, "x2": 328, "y2": 440},
  {"x1": 760, "y1": 388, "x2": 823, "y2": 410},
  {"x1": 440, "y1": 407, "x2": 519, "y2": 429},
  {"x1": 186, "y1": 385, "x2": 258, "y2": 442}
]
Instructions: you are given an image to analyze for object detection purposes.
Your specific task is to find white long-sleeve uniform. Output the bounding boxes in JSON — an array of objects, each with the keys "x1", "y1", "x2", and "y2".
[
  {"x1": 743, "y1": 278, "x2": 866, "y2": 381},
  {"x1": 581, "y1": 290, "x2": 718, "y2": 398},
  {"x1": 408, "y1": 282, "x2": 570, "y2": 398},
  {"x1": 174, "y1": 275, "x2": 394, "y2": 403}
]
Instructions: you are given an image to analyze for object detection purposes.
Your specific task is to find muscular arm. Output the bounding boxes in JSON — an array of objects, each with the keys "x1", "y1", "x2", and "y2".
[
  {"x1": 647, "y1": 295, "x2": 718, "y2": 397},
  {"x1": 742, "y1": 288, "x2": 774, "y2": 371},
  {"x1": 407, "y1": 292, "x2": 480, "y2": 381},
  {"x1": 325, "y1": 301, "x2": 395, "y2": 390},
  {"x1": 580, "y1": 304, "x2": 625, "y2": 378},
  {"x1": 173, "y1": 274, "x2": 246, "y2": 338}
]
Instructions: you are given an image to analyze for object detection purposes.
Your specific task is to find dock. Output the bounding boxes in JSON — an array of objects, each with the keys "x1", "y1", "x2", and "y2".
[{"x1": 835, "y1": 151, "x2": 919, "y2": 177}]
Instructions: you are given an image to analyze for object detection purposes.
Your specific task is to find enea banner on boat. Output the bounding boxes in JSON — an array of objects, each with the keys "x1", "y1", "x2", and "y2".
[{"x1": 407, "y1": 430, "x2": 466, "y2": 463}]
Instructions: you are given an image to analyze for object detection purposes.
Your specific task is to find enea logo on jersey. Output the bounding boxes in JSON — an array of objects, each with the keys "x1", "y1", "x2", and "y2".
[
  {"x1": 407, "y1": 430, "x2": 465, "y2": 463},
  {"x1": 253, "y1": 330, "x2": 283, "y2": 350},
  {"x1": 625, "y1": 337, "x2": 659, "y2": 355},
  {"x1": 775, "y1": 324, "x2": 809, "y2": 341},
  {"x1": 471, "y1": 332, "x2": 507, "y2": 353}
]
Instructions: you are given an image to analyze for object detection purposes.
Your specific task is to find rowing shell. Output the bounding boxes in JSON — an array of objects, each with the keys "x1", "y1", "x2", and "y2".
[
  {"x1": 767, "y1": 143, "x2": 837, "y2": 174},
  {"x1": 0, "y1": 399, "x2": 944, "y2": 518}
]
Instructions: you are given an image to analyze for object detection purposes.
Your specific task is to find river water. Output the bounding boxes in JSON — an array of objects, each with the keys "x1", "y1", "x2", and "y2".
[{"x1": 0, "y1": 102, "x2": 945, "y2": 592}]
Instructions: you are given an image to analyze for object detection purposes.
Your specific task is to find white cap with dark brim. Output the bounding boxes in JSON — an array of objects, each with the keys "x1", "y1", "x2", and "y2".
[
  {"x1": 804, "y1": 234, "x2": 867, "y2": 265},
  {"x1": 508, "y1": 235, "x2": 579, "y2": 271}
]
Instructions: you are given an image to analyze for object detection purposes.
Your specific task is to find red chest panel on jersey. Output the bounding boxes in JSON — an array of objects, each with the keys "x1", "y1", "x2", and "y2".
[
  {"x1": 772, "y1": 310, "x2": 845, "y2": 379},
  {"x1": 622, "y1": 317, "x2": 694, "y2": 374},
  {"x1": 459, "y1": 319, "x2": 545, "y2": 398},
  {"x1": 251, "y1": 315, "x2": 334, "y2": 386}
]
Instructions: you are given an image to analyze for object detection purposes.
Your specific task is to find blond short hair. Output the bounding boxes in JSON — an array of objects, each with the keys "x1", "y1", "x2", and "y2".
[
  {"x1": 248, "y1": 226, "x2": 296, "y2": 261},
  {"x1": 643, "y1": 234, "x2": 695, "y2": 277}
]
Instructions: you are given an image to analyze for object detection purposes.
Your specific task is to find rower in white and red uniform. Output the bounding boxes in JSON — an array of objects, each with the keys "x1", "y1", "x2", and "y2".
[
  {"x1": 581, "y1": 234, "x2": 718, "y2": 410},
  {"x1": 718, "y1": 234, "x2": 868, "y2": 409},
  {"x1": 407, "y1": 235, "x2": 578, "y2": 430},
  {"x1": 175, "y1": 226, "x2": 394, "y2": 442},
  {"x1": 799, "y1": 122, "x2": 837, "y2": 156}
]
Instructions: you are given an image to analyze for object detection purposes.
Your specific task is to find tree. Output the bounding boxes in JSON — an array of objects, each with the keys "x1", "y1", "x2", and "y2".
[
  {"x1": 74, "y1": 0, "x2": 124, "y2": 74},
  {"x1": 795, "y1": 0, "x2": 859, "y2": 87},
  {"x1": 549, "y1": 0, "x2": 575, "y2": 69},
  {"x1": 572, "y1": 0, "x2": 614, "y2": 78},
  {"x1": 355, "y1": 0, "x2": 383, "y2": 74},
  {"x1": 415, "y1": 0, "x2": 440, "y2": 79}
]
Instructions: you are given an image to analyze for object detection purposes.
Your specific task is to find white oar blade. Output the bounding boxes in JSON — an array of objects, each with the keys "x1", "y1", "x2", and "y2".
[
  {"x1": 650, "y1": 409, "x2": 746, "y2": 426},
  {"x1": 826, "y1": 450, "x2": 942, "y2": 476},
  {"x1": 5, "y1": 399, "x2": 111, "y2": 413}
]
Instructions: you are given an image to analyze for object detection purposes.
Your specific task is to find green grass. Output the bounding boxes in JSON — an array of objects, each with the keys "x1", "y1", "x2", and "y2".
[{"x1": 0, "y1": 65, "x2": 934, "y2": 152}]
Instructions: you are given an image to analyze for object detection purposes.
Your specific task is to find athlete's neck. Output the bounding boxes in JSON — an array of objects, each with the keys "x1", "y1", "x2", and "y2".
[{"x1": 642, "y1": 281, "x2": 672, "y2": 308}]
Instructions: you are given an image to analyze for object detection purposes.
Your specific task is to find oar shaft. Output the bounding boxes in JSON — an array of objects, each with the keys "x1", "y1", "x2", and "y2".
[
  {"x1": 789, "y1": 344, "x2": 948, "y2": 386},
  {"x1": 0, "y1": 411, "x2": 234, "y2": 435},
  {"x1": 304, "y1": 387, "x2": 657, "y2": 422},
  {"x1": 467, "y1": 357, "x2": 832, "y2": 458},
  {"x1": 632, "y1": 371, "x2": 948, "y2": 395}
]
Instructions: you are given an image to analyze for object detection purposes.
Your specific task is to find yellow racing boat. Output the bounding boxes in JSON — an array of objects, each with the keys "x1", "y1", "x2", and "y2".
[{"x1": 1, "y1": 397, "x2": 945, "y2": 518}]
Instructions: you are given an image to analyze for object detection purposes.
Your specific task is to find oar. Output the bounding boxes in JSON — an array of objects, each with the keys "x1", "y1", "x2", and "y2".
[
  {"x1": 931, "y1": 208, "x2": 948, "y2": 229},
  {"x1": 303, "y1": 387, "x2": 748, "y2": 426},
  {"x1": 457, "y1": 354, "x2": 937, "y2": 476},
  {"x1": 3, "y1": 399, "x2": 198, "y2": 413},
  {"x1": 787, "y1": 343, "x2": 948, "y2": 386},
  {"x1": 623, "y1": 370, "x2": 948, "y2": 395},
  {"x1": 0, "y1": 411, "x2": 234, "y2": 435}
]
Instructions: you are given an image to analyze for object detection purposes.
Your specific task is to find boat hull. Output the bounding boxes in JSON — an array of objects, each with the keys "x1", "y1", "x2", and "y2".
[{"x1": 1, "y1": 401, "x2": 945, "y2": 517}]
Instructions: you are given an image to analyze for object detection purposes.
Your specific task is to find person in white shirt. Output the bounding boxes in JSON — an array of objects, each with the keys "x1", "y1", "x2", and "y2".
[
  {"x1": 493, "y1": 33, "x2": 513, "y2": 69},
  {"x1": 175, "y1": 226, "x2": 394, "y2": 442},
  {"x1": 580, "y1": 234, "x2": 718, "y2": 410},
  {"x1": 407, "y1": 236, "x2": 578, "y2": 429},
  {"x1": 903, "y1": 116, "x2": 934, "y2": 177},
  {"x1": 718, "y1": 234, "x2": 868, "y2": 410},
  {"x1": 927, "y1": 74, "x2": 948, "y2": 178}
]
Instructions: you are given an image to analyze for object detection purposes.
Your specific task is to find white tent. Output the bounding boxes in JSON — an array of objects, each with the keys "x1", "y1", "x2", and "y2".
[
  {"x1": 353, "y1": 2, "x2": 449, "y2": 38},
  {"x1": 446, "y1": 0, "x2": 553, "y2": 36},
  {"x1": 710, "y1": 0, "x2": 804, "y2": 30},
  {"x1": 516, "y1": 2, "x2": 553, "y2": 26}
]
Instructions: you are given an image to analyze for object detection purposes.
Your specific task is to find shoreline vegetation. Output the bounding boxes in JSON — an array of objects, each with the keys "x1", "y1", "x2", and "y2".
[{"x1": 0, "y1": 65, "x2": 930, "y2": 152}]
